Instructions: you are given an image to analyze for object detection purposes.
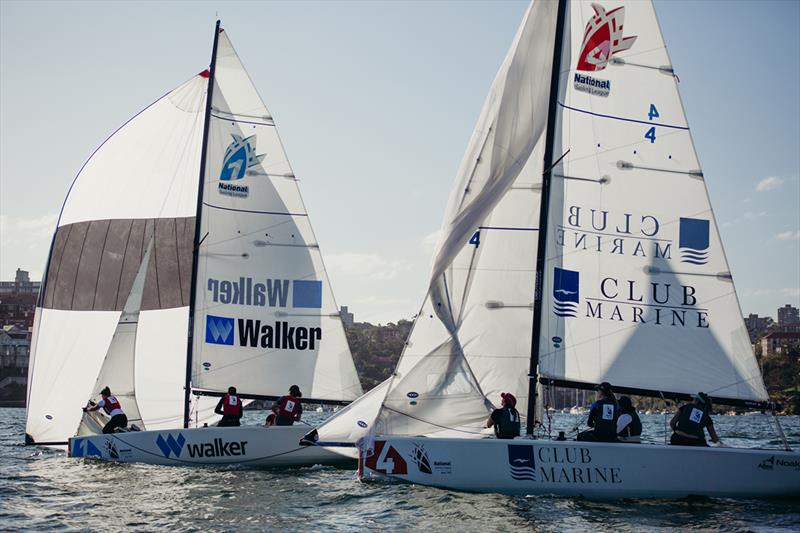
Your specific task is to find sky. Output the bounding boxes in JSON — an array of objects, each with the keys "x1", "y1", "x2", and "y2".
[{"x1": 1, "y1": 0, "x2": 798, "y2": 325}]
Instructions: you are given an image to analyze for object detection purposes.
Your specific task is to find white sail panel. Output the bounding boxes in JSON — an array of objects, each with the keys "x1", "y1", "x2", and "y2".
[
  {"x1": 537, "y1": 0, "x2": 767, "y2": 401},
  {"x1": 26, "y1": 75, "x2": 207, "y2": 444},
  {"x1": 191, "y1": 30, "x2": 362, "y2": 401}
]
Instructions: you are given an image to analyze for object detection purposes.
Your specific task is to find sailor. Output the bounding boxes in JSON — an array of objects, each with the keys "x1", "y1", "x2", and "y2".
[
  {"x1": 616, "y1": 395, "x2": 642, "y2": 443},
  {"x1": 577, "y1": 382, "x2": 619, "y2": 442},
  {"x1": 83, "y1": 386, "x2": 128, "y2": 434},
  {"x1": 669, "y1": 392, "x2": 720, "y2": 446},
  {"x1": 273, "y1": 385, "x2": 303, "y2": 426},
  {"x1": 214, "y1": 386, "x2": 244, "y2": 427},
  {"x1": 485, "y1": 392, "x2": 521, "y2": 439}
]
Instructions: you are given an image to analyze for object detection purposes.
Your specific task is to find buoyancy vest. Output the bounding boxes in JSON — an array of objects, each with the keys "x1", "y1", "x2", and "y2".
[
  {"x1": 494, "y1": 407, "x2": 520, "y2": 439},
  {"x1": 617, "y1": 410, "x2": 642, "y2": 439},
  {"x1": 276, "y1": 395, "x2": 301, "y2": 419},
  {"x1": 222, "y1": 393, "x2": 243, "y2": 417},
  {"x1": 675, "y1": 403, "x2": 708, "y2": 439},
  {"x1": 102, "y1": 395, "x2": 122, "y2": 415},
  {"x1": 589, "y1": 397, "x2": 618, "y2": 439}
]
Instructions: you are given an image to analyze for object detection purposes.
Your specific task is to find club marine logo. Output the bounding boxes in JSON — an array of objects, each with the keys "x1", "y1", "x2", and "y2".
[
  {"x1": 218, "y1": 134, "x2": 265, "y2": 198},
  {"x1": 553, "y1": 267, "x2": 580, "y2": 318},
  {"x1": 508, "y1": 445, "x2": 536, "y2": 481},
  {"x1": 574, "y1": 4, "x2": 637, "y2": 97},
  {"x1": 679, "y1": 217, "x2": 710, "y2": 265}
]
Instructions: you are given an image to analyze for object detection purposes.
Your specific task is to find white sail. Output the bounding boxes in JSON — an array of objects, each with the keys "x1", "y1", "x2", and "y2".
[
  {"x1": 78, "y1": 240, "x2": 154, "y2": 435},
  {"x1": 537, "y1": 0, "x2": 767, "y2": 402},
  {"x1": 316, "y1": 0, "x2": 559, "y2": 440},
  {"x1": 26, "y1": 74, "x2": 209, "y2": 444},
  {"x1": 190, "y1": 30, "x2": 362, "y2": 402}
]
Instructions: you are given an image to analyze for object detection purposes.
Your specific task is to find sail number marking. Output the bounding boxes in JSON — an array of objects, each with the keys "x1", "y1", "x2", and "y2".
[
  {"x1": 645, "y1": 104, "x2": 659, "y2": 143},
  {"x1": 469, "y1": 231, "x2": 480, "y2": 248}
]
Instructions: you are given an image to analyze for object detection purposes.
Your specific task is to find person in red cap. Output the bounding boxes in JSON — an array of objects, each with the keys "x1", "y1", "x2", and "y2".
[{"x1": 485, "y1": 392, "x2": 520, "y2": 439}]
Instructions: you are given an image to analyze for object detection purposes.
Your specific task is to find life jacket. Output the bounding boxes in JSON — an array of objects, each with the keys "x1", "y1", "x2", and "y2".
[
  {"x1": 494, "y1": 407, "x2": 520, "y2": 439},
  {"x1": 589, "y1": 397, "x2": 618, "y2": 439},
  {"x1": 222, "y1": 393, "x2": 242, "y2": 417},
  {"x1": 102, "y1": 395, "x2": 122, "y2": 416},
  {"x1": 617, "y1": 410, "x2": 642, "y2": 439},
  {"x1": 276, "y1": 395, "x2": 301, "y2": 420},
  {"x1": 675, "y1": 403, "x2": 708, "y2": 439}
]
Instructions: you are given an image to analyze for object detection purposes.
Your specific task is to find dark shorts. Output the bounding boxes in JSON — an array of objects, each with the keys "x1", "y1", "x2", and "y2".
[
  {"x1": 102, "y1": 414, "x2": 127, "y2": 434},
  {"x1": 218, "y1": 415, "x2": 241, "y2": 427},
  {"x1": 670, "y1": 433, "x2": 708, "y2": 447},
  {"x1": 577, "y1": 429, "x2": 618, "y2": 443}
]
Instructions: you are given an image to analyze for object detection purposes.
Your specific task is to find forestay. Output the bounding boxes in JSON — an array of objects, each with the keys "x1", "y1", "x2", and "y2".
[
  {"x1": 536, "y1": 0, "x2": 767, "y2": 402},
  {"x1": 190, "y1": 30, "x2": 362, "y2": 402}
]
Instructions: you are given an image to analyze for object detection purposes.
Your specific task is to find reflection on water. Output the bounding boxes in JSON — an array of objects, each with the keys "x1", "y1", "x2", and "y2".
[{"x1": 2, "y1": 408, "x2": 799, "y2": 532}]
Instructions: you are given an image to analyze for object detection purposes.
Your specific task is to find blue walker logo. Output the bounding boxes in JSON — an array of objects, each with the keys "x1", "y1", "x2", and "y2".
[
  {"x1": 679, "y1": 217, "x2": 710, "y2": 265},
  {"x1": 508, "y1": 445, "x2": 536, "y2": 481},
  {"x1": 206, "y1": 315, "x2": 234, "y2": 345},
  {"x1": 553, "y1": 267, "x2": 580, "y2": 318},
  {"x1": 156, "y1": 433, "x2": 186, "y2": 458},
  {"x1": 218, "y1": 134, "x2": 265, "y2": 198}
]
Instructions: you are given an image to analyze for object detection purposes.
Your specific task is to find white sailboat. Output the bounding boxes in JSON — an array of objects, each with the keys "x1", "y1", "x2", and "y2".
[
  {"x1": 311, "y1": 0, "x2": 800, "y2": 498},
  {"x1": 26, "y1": 21, "x2": 363, "y2": 467}
]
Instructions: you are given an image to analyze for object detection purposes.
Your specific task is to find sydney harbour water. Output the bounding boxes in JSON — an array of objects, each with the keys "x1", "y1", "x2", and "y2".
[{"x1": 2, "y1": 408, "x2": 799, "y2": 532}]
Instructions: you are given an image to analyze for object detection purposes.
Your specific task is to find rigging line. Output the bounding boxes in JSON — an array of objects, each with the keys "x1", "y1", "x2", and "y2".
[
  {"x1": 202, "y1": 202, "x2": 308, "y2": 217},
  {"x1": 210, "y1": 107, "x2": 273, "y2": 121},
  {"x1": 583, "y1": 296, "x2": 708, "y2": 312},
  {"x1": 611, "y1": 57, "x2": 675, "y2": 75},
  {"x1": 478, "y1": 226, "x2": 538, "y2": 232},
  {"x1": 543, "y1": 149, "x2": 570, "y2": 175},
  {"x1": 618, "y1": 161, "x2": 703, "y2": 177},
  {"x1": 553, "y1": 174, "x2": 607, "y2": 184},
  {"x1": 556, "y1": 225, "x2": 672, "y2": 242},
  {"x1": 645, "y1": 266, "x2": 732, "y2": 280},
  {"x1": 210, "y1": 113, "x2": 274, "y2": 127},
  {"x1": 558, "y1": 102, "x2": 689, "y2": 130},
  {"x1": 381, "y1": 405, "x2": 486, "y2": 435}
]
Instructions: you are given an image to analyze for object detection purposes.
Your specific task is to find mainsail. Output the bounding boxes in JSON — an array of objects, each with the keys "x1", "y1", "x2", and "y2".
[
  {"x1": 535, "y1": 0, "x2": 768, "y2": 404},
  {"x1": 189, "y1": 30, "x2": 363, "y2": 403},
  {"x1": 26, "y1": 23, "x2": 362, "y2": 445}
]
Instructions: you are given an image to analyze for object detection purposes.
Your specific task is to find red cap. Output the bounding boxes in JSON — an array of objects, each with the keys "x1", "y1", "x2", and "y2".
[{"x1": 501, "y1": 392, "x2": 517, "y2": 407}]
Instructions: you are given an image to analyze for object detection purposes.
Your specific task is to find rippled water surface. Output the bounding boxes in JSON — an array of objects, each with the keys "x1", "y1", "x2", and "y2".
[{"x1": 2, "y1": 408, "x2": 799, "y2": 532}]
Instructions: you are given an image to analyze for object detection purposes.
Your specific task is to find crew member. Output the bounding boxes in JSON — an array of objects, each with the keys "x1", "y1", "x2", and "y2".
[
  {"x1": 264, "y1": 405, "x2": 278, "y2": 427},
  {"x1": 83, "y1": 386, "x2": 128, "y2": 434},
  {"x1": 274, "y1": 385, "x2": 303, "y2": 426},
  {"x1": 577, "y1": 382, "x2": 619, "y2": 442},
  {"x1": 669, "y1": 392, "x2": 719, "y2": 446},
  {"x1": 485, "y1": 392, "x2": 520, "y2": 439},
  {"x1": 215, "y1": 386, "x2": 244, "y2": 427},
  {"x1": 616, "y1": 395, "x2": 642, "y2": 443}
]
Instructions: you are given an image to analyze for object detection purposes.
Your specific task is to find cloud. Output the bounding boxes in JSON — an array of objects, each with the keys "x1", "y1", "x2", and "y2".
[
  {"x1": 755, "y1": 176, "x2": 784, "y2": 192},
  {"x1": 0, "y1": 213, "x2": 58, "y2": 279},
  {"x1": 743, "y1": 211, "x2": 767, "y2": 220},
  {"x1": 325, "y1": 252, "x2": 412, "y2": 281},
  {"x1": 775, "y1": 230, "x2": 800, "y2": 241},
  {"x1": 421, "y1": 229, "x2": 441, "y2": 251},
  {"x1": 744, "y1": 288, "x2": 800, "y2": 298}
]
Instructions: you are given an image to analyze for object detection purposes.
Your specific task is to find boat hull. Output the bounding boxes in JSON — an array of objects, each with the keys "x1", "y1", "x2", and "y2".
[
  {"x1": 359, "y1": 436, "x2": 800, "y2": 499},
  {"x1": 69, "y1": 426, "x2": 355, "y2": 468}
]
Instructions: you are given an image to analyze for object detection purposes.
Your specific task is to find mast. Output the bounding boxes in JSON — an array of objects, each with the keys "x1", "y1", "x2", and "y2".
[
  {"x1": 184, "y1": 19, "x2": 221, "y2": 428},
  {"x1": 526, "y1": 0, "x2": 567, "y2": 436}
]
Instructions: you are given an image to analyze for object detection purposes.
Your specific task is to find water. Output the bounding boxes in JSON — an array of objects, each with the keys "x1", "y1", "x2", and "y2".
[{"x1": 2, "y1": 408, "x2": 799, "y2": 532}]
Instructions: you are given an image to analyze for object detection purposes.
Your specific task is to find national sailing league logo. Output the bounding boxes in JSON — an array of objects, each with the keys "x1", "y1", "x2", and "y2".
[
  {"x1": 218, "y1": 134, "x2": 265, "y2": 198},
  {"x1": 574, "y1": 3, "x2": 637, "y2": 97},
  {"x1": 553, "y1": 267, "x2": 580, "y2": 318},
  {"x1": 679, "y1": 217, "x2": 710, "y2": 265}
]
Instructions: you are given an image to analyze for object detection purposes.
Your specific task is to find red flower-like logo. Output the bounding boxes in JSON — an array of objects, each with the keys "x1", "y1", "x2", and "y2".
[{"x1": 577, "y1": 3, "x2": 637, "y2": 72}]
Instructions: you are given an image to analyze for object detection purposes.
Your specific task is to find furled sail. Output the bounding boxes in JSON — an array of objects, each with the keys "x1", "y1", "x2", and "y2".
[
  {"x1": 77, "y1": 240, "x2": 153, "y2": 436},
  {"x1": 536, "y1": 0, "x2": 767, "y2": 403},
  {"x1": 190, "y1": 30, "x2": 362, "y2": 402},
  {"x1": 316, "y1": 0, "x2": 559, "y2": 441},
  {"x1": 26, "y1": 74, "x2": 214, "y2": 444}
]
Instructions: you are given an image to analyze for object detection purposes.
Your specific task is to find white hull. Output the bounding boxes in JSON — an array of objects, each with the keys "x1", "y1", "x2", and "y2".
[
  {"x1": 69, "y1": 426, "x2": 355, "y2": 468},
  {"x1": 359, "y1": 436, "x2": 800, "y2": 500}
]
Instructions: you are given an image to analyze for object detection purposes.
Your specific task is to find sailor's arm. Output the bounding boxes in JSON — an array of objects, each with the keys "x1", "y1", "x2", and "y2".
[{"x1": 707, "y1": 419, "x2": 720, "y2": 443}]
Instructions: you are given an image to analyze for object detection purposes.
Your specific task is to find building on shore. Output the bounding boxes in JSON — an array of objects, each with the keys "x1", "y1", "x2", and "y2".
[
  {"x1": 761, "y1": 331, "x2": 800, "y2": 356},
  {"x1": 0, "y1": 268, "x2": 41, "y2": 296},
  {"x1": 778, "y1": 304, "x2": 800, "y2": 327},
  {"x1": 340, "y1": 306, "x2": 354, "y2": 328},
  {"x1": 744, "y1": 313, "x2": 774, "y2": 344},
  {"x1": 0, "y1": 269, "x2": 39, "y2": 405}
]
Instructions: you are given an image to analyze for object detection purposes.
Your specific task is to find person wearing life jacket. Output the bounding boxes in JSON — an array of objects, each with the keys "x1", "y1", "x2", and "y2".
[
  {"x1": 577, "y1": 382, "x2": 619, "y2": 442},
  {"x1": 669, "y1": 392, "x2": 720, "y2": 446},
  {"x1": 214, "y1": 386, "x2": 244, "y2": 427},
  {"x1": 82, "y1": 386, "x2": 128, "y2": 434},
  {"x1": 273, "y1": 385, "x2": 303, "y2": 426},
  {"x1": 485, "y1": 392, "x2": 520, "y2": 439},
  {"x1": 616, "y1": 395, "x2": 642, "y2": 443}
]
